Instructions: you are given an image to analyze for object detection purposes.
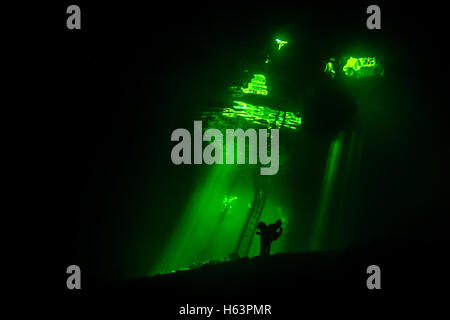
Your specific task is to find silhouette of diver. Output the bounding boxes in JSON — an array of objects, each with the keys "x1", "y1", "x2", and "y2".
[{"x1": 256, "y1": 219, "x2": 283, "y2": 256}]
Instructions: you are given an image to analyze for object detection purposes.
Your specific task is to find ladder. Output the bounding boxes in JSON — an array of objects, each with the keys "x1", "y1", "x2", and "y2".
[{"x1": 233, "y1": 187, "x2": 267, "y2": 257}]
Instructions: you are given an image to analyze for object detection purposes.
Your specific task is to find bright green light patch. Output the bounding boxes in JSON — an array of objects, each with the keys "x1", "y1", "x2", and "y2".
[
  {"x1": 324, "y1": 60, "x2": 336, "y2": 78},
  {"x1": 223, "y1": 195, "x2": 238, "y2": 207},
  {"x1": 221, "y1": 101, "x2": 302, "y2": 130},
  {"x1": 275, "y1": 39, "x2": 288, "y2": 50},
  {"x1": 324, "y1": 57, "x2": 383, "y2": 78},
  {"x1": 241, "y1": 74, "x2": 268, "y2": 96},
  {"x1": 343, "y1": 57, "x2": 378, "y2": 78}
]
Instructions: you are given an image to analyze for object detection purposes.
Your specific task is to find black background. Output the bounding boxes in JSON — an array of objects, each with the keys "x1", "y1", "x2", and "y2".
[{"x1": 26, "y1": 1, "x2": 449, "y2": 315}]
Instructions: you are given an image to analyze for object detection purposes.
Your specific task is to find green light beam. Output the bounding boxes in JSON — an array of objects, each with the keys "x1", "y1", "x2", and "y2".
[
  {"x1": 150, "y1": 165, "x2": 254, "y2": 275},
  {"x1": 309, "y1": 131, "x2": 344, "y2": 251}
]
